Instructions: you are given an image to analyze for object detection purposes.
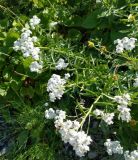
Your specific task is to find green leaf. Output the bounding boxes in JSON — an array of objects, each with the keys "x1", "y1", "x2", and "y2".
[
  {"x1": 81, "y1": 9, "x2": 100, "y2": 29},
  {"x1": 5, "y1": 30, "x2": 19, "y2": 47},
  {"x1": 23, "y1": 57, "x2": 34, "y2": 69}
]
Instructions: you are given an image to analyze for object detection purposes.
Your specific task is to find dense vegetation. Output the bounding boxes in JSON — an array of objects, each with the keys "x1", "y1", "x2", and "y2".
[{"x1": 0, "y1": 0, "x2": 138, "y2": 159}]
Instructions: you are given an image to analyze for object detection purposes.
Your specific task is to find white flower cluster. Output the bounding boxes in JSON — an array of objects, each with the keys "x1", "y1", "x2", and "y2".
[
  {"x1": 133, "y1": 74, "x2": 138, "y2": 87},
  {"x1": 45, "y1": 108, "x2": 56, "y2": 119},
  {"x1": 124, "y1": 149, "x2": 138, "y2": 160},
  {"x1": 45, "y1": 108, "x2": 92, "y2": 157},
  {"x1": 102, "y1": 113, "x2": 114, "y2": 125},
  {"x1": 104, "y1": 139, "x2": 123, "y2": 155},
  {"x1": 13, "y1": 16, "x2": 42, "y2": 73},
  {"x1": 29, "y1": 15, "x2": 41, "y2": 29},
  {"x1": 114, "y1": 37, "x2": 137, "y2": 53},
  {"x1": 104, "y1": 138, "x2": 138, "y2": 160},
  {"x1": 13, "y1": 28, "x2": 40, "y2": 60},
  {"x1": 55, "y1": 58, "x2": 68, "y2": 70},
  {"x1": 29, "y1": 61, "x2": 43, "y2": 73},
  {"x1": 47, "y1": 74, "x2": 67, "y2": 102},
  {"x1": 93, "y1": 109, "x2": 114, "y2": 125},
  {"x1": 114, "y1": 93, "x2": 131, "y2": 122}
]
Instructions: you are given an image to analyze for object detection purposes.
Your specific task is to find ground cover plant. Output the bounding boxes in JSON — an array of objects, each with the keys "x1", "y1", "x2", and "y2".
[{"x1": 0, "y1": 0, "x2": 138, "y2": 159}]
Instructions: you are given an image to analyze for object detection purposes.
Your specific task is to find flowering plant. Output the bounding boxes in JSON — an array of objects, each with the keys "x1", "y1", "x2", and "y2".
[{"x1": 0, "y1": 0, "x2": 138, "y2": 159}]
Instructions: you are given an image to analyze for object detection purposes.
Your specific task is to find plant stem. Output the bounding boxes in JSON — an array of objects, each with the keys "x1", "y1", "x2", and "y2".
[{"x1": 80, "y1": 95, "x2": 102, "y2": 128}]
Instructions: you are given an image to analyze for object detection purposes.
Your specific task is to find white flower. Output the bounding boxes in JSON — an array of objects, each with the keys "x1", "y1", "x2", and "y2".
[
  {"x1": 47, "y1": 74, "x2": 66, "y2": 102},
  {"x1": 31, "y1": 47, "x2": 40, "y2": 60},
  {"x1": 55, "y1": 110, "x2": 66, "y2": 120},
  {"x1": 29, "y1": 15, "x2": 40, "y2": 29},
  {"x1": 64, "y1": 73, "x2": 70, "y2": 80},
  {"x1": 114, "y1": 37, "x2": 137, "y2": 53},
  {"x1": 102, "y1": 113, "x2": 114, "y2": 125},
  {"x1": 117, "y1": 105, "x2": 131, "y2": 122},
  {"x1": 93, "y1": 109, "x2": 114, "y2": 125},
  {"x1": 114, "y1": 93, "x2": 131, "y2": 105},
  {"x1": 13, "y1": 17, "x2": 42, "y2": 73},
  {"x1": 58, "y1": 123, "x2": 92, "y2": 157},
  {"x1": 93, "y1": 109, "x2": 104, "y2": 116},
  {"x1": 116, "y1": 45, "x2": 124, "y2": 53},
  {"x1": 55, "y1": 110, "x2": 92, "y2": 157},
  {"x1": 133, "y1": 78, "x2": 138, "y2": 87},
  {"x1": 73, "y1": 131, "x2": 92, "y2": 157},
  {"x1": 124, "y1": 149, "x2": 138, "y2": 160},
  {"x1": 114, "y1": 39, "x2": 122, "y2": 44},
  {"x1": 55, "y1": 58, "x2": 68, "y2": 70},
  {"x1": 73, "y1": 120, "x2": 80, "y2": 130},
  {"x1": 45, "y1": 108, "x2": 56, "y2": 119},
  {"x1": 55, "y1": 118, "x2": 64, "y2": 129},
  {"x1": 45, "y1": 108, "x2": 92, "y2": 157},
  {"x1": 49, "y1": 92, "x2": 56, "y2": 102},
  {"x1": 133, "y1": 74, "x2": 138, "y2": 87},
  {"x1": 32, "y1": 36, "x2": 38, "y2": 42},
  {"x1": 123, "y1": 93, "x2": 131, "y2": 101},
  {"x1": 114, "y1": 94, "x2": 131, "y2": 123},
  {"x1": 13, "y1": 27, "x2": 41, "y2": 62},
  {"x1": 104, "y1": 139, "x2": 123, "y2": 155},
  {"x1": 44, "y1": 102, "x2": 49, "y2": 107},
  {"x1": 29, "y1": 61, "x2": 43, "y2": 73}
]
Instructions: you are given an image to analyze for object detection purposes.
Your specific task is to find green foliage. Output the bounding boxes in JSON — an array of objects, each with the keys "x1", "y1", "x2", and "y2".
[{"x1": 0, "y1": 0, "x2": 138, "y2": 159}]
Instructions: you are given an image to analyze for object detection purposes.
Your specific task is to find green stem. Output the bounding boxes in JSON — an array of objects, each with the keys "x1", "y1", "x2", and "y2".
[
  {"x1": 39, "y1": 47, "x2": 86, "y2": 61},
  {"x1": 80, "y1": 95, "x2": 102, "y2": 128},
  {"x1": 102, "y1": 93, "x2": 114, "y2": 100}
]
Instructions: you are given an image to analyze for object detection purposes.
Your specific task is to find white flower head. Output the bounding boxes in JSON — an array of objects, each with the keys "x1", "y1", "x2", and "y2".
[
  {"x1": 44, "y1": 102, "x2": 49, "y2": 107},
  {"x1": 104, "y1": 139, "x2": 123, "y2": 155},
  {"x1": 114, "y1": 93, "x2": 131, "y2": 105},
  {"x1": 124, "y1": 149, "x2": 138, "y2": 160},
  {"x1": 47, "y1": 74, "x2": 66, "y2": 102},
  {"x1": 13, "y1": 40, "x2": 21, "y2": 51},
  {"x1": 117, "y1": 105, "x2": 131, "y2": 122},
  {"x1": 133, "y1": 78, "x2": 138, "y2": 87},
  {"x1": 64, "y1": 73, "x2": 70, "y2": 80},
  {"x1": 29, "y1": 61, "x2": 43, "y2": 73},
  {"x1": 102, "y1": 113, "x2": 114, "y2": 125},
  {"x1": 93, "y1": 109, "x2": 114, "y2": 125},
  {"x1": 55, "y1": 58, "x2": 68, "y2": 70},
  {"x1": 114, "y1": 37, "x2": 137, "y2": 53},
  {"x1": 45, "y1": 108, "x2": 92, "y2": 157},
  {"x1": 29, "y1": 15, "x2": 40, "y2": 29},
  {"x1": 13, "y1": 26, "x2": 40, "y2": 64},
  {"x1": 56, "y1": 110, "x2": 66, "y2": 120},
  {"x1": 45, "y1": 108, "x2": 56, "y2": 119},
  {"x1": 93, "y1": 109, "x2": 104, "y2": 117}
]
